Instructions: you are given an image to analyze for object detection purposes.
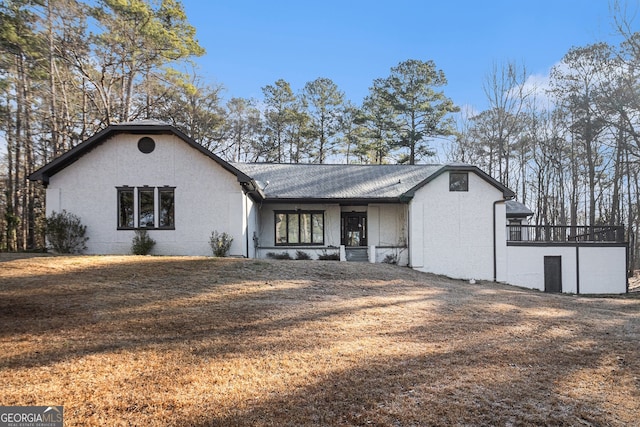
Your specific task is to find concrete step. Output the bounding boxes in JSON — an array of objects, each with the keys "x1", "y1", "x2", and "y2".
[{"x1": 346, "y1": 248, "x2": 369, "y2": 262}]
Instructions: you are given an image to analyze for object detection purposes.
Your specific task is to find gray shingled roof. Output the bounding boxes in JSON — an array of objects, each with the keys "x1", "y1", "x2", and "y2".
[
  {"x1": 231, "y1": 163, "x2": 443, "y2": 200},
  {"x1": 29, "y1": 122, "x2": 525, "y2": 208},
  {"x1": 233, "y1": 163, "x2": 528, "y2": 215},
  {"x1": 506, "y1": 199, "x2": 534, "y2": 217}
]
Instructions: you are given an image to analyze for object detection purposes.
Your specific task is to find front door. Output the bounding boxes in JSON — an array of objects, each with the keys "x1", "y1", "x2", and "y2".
[
  {"x1": 544, "y1": 256, "x2": 562, "y2": 293},
  {"x1": 341, "y1": 212, "x2": 367, "y2": 246}
]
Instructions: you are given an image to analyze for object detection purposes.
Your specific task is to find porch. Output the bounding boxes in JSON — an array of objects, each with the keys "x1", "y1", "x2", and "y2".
[
  {"x1": 253, "y1": 202, "x2": 409, "y2": 264},
  {"x1": 504, "y1": 224, "x2": 628, "y2": 294},
  {"x1": 507, "y1": 225, "x2": 625, "y2": 243}
]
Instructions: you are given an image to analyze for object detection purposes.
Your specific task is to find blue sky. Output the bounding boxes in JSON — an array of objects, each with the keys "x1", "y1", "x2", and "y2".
[{"x1": 181, "y1": 0, "x2": 630, "y2": 112}]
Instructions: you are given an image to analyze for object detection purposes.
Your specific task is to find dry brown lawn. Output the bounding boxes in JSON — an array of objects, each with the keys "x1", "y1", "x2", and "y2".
[{"x1": 1, "y1": 255, "x2": 639, "y2": 426}]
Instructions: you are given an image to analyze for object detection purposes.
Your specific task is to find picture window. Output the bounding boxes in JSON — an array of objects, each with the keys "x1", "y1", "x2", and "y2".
[
  {"x1": 117, "y1": 186, "x2": 174, "y2": 229},
  {"x1": 275, "y1": 211, "x2": 324, "y2": 245}
]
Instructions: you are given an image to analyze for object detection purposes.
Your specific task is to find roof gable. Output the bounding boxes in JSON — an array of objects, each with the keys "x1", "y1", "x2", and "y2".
[
  {"x1": 29, "y1": 122, "x2": 252, "y2": 186},
  {"x1": 402, "y1": 164, "x2": 516, "y2": 200}
]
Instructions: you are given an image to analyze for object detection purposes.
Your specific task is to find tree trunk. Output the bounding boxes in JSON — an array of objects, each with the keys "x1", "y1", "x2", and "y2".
[
  {"x1": 47, "y1": 0, "x2": 61, "y2": 157},
  {"x1": 611, "y1": 124, "x2": 623, "y2": 226},
  {"x1": 570, "y1": 135, "x2": 579, "y2": 229},
  {"x1": 13, "y1": 54, "x2": 24, "y2": 251},
  {"x1": 23, "y1": 71, "x2": 35, "y2": 250}
]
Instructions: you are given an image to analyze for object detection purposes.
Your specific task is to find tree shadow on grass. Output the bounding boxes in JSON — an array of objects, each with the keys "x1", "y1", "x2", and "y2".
[
  {"x1": 187, "y1": 289, "x2": 639, "y2": 425},
  {"x1": 1, "y1": 257, "x2": 449, "y2": 369},
  {"x1": 1, "y1": 256, "x2": 639, "y2": 426},
  {"x1": 181, "y1": 319, "x2": 638, "y2": 427}
]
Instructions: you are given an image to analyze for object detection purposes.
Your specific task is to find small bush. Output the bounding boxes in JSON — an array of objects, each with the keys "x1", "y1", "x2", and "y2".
[
  {"x1": 210, "y1": 231, "x2": 233, "y2": 257},
  {"x1": 382, "y1": 253, "x2": 398, "y2": 264},
  {"x1": 45, "y1": 210, "x2": 89, "y2": 254},
  {"x1": 266, "y1": 251, "x2": 292, "y2": 260},
  {"x1": 318, "y1": 250, "x2": 340, "y2": 260},
  {"x1": 131, "y1": 229, "x2": 156, "y2": 255},
  {"x1": 295, "y1": 250, "x2": 312, "y2": 260}
]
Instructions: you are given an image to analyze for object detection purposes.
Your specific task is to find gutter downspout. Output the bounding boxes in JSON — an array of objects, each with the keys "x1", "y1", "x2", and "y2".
[
  {"x1": 406, "y1": 203, "x2": 411, "y2": 267},
  {"x1": 576, "y1": 245, "x2": 580, "y2": 295},
  {"x1": 245, "y1": 194, "x2": 249, "y2": 258},
  {"x1": 238, "y1": 178, "x2": 264, "y2": 259}
]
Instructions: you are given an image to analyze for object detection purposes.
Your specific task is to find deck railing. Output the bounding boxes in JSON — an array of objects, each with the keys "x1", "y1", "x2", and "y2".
[{"x1": 507, "y1": 225, "x2": 625, "y2": 243}]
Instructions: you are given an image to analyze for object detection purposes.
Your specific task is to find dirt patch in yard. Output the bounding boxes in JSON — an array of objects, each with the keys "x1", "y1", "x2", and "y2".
[{"x1": 1, "y1": 255, "x2": 639, "y2": 426}]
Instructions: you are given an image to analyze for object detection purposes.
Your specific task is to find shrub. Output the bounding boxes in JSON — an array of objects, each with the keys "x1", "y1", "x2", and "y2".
[
  {"x1": 266, "y1": 251, "x2": 292, "y2": 260},
  {"x1": 210, "y1": 231, "x2": 233, "y2": 257},
  {"x1": 382, "y1": 253, "x2": 398, "y2": 264},
  {"x1": 131, "y1": 229, "x2": 156, "y2": 255},
  {"x1": 45, "y1": 210, "x2": 89, "y2": 254},
  {"x1": 295, "y1": 250, "x2": 312, "y2": 260},
  {"x1": 318, "y1": 250, "x2": 339, "y2": 260}
]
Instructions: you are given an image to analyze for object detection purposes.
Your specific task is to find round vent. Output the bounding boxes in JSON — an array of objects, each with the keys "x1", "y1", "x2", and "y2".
[{"x1": 137, "y1": 137, "x2": 155, "y2": 154}]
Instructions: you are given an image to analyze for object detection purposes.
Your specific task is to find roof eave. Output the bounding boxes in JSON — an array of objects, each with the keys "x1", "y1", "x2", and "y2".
[
  {"x1": 506, "y1": 210, "x2": 534, "y2": 218},
  {"x1": 238, "y1": 175, "x2": 266, "y2": 201},
  {"x1": 260, "y1": 197, "x2": 405, "y2": 205},
  {"x1": 29, "y1": 126, "x2": 114, "y2": 184}
]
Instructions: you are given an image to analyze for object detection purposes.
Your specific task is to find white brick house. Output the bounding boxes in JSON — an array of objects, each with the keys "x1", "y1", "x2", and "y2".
[{"x1": 30, "y1": 122, "x2": 628, "y2": 294}]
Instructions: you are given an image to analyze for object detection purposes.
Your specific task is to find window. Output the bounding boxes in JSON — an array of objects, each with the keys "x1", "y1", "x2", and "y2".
[
  {"x1": 159, "y1": 188, "x2": 175, "y2": 228},
  {"x1": 287, "y1": 214, "x2": 299, "y2": 243},
  {"x1": 118, "y1": 187, "x2": 134, "y2": 228},
  {"x1": 275, "y1": 211, "x2": 324, "y2": 245},
  {"x1": 449, "y1": 172, "x2": 468, "y2": 191},
  {"x1": 138, "y1": 188, "x2": 155, "y2": 228},
  {"x1": 117, "y1": 186, "x2": 175, "y2": 230}
]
